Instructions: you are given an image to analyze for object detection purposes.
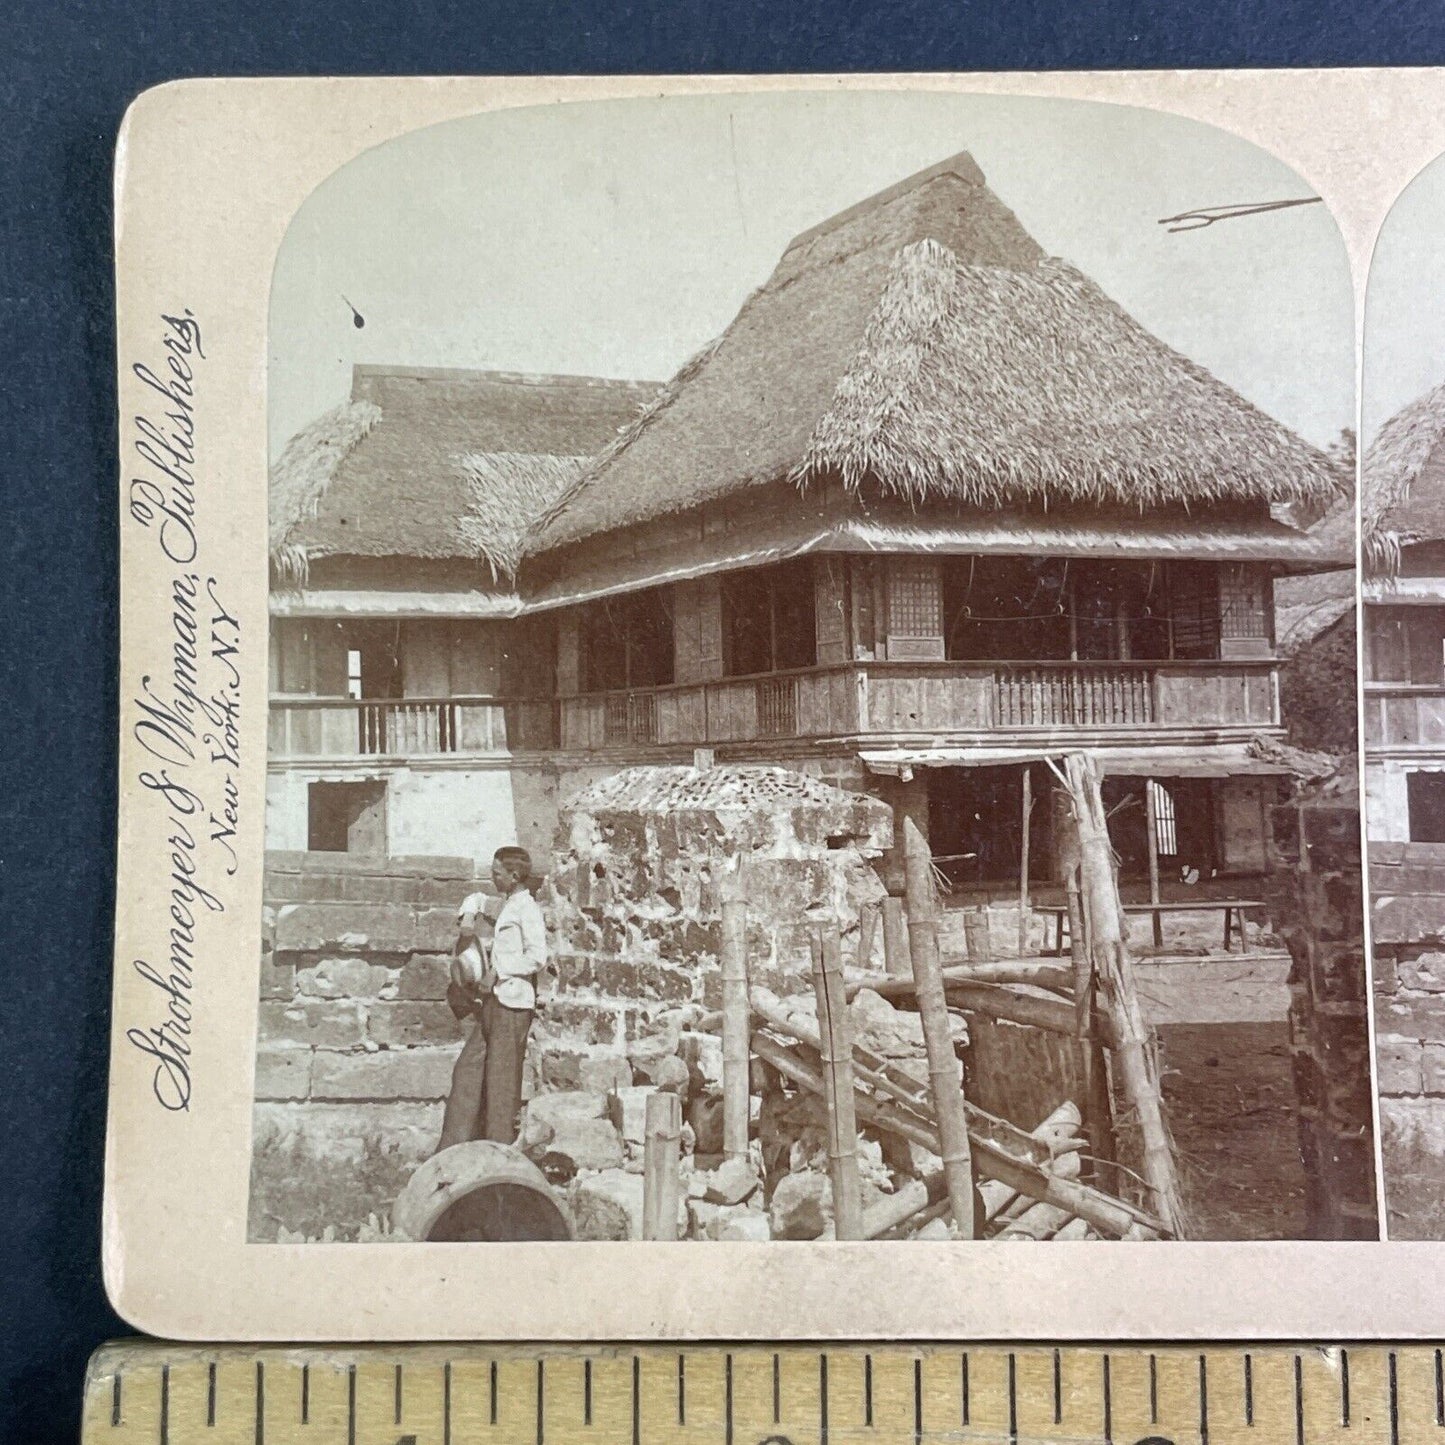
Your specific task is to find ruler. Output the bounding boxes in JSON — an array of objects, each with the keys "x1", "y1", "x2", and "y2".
[{"x1": 85, "y1": 1342, "x2": 1441, "y2": 1445}]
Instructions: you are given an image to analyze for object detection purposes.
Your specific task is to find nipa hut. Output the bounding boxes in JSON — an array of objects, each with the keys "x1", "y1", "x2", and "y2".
[{"x1": 1361, "y1": 381, "x2": 1445, "y2": 849}]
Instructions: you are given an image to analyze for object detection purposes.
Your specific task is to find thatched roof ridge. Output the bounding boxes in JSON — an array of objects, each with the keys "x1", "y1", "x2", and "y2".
[
  {"x1": 270, "y1": 366, "x2": 656, "y2": 586},
  {"x1": 530, "y1": 152, "x2": 1343, "y2": 556},
  {"x1": 269, "y1": 400, "x2": 381, "y2": 585},
  {"x1": 1363, "y1": 379, "x2": 1445, "y2": 577}
]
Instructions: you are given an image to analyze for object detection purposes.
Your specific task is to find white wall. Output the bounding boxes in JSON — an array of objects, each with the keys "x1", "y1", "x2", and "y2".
[{"x1": 1216, "y1": 776, "x2": 1269, "y2": 873}]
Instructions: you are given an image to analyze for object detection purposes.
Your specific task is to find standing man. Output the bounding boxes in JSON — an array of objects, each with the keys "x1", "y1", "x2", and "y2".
[
  {"x1": 435, "y1": 846, "x2": 546, "y2": 1152},
  {"x1": 478, "y1": 846, "x2": 546, "y2": 1142}
]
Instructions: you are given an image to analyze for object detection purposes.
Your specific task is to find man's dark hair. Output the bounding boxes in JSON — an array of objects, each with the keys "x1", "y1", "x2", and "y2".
[{"x1": 494, "y1": 845, "x2": 532, "y2": 880}]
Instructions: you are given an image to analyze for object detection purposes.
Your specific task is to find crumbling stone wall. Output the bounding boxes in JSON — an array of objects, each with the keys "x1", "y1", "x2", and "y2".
[
  {"x1": 1268, "y1": 787, "x2": 1378, "y2": 1239},
  {"x1": 1370, "y1": 841, "x2": 1445, "y2": 1237},
  {"x1": 542, "y1": 765, "x2": 893, "y2": 1091}
]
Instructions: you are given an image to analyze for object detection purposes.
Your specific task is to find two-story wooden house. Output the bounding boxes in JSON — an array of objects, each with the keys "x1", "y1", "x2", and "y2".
[
  {"x1": 268, "y1": 151, "x2": 1348, "y2": 905},
  {"x1": 516, "y1": 152, "x2": 1348, "y2": 902},
  {"x1": 1363, "y1": 380, "x2": 1445, "y2": 845},
  {"x1": 266, "y1": 364, "x2": 657, "y2": 864}
]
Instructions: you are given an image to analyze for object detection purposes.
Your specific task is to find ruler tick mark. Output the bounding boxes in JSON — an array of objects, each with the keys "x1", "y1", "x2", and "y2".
[
  {"x1": 111, "y1": 1373, "x2": 121, "y2": 1428},
  {"x1": 444, "y1": 1362, "x2": 452, "y2": 1445},
  {"x1": 395, "y1": 1363, "x2": 404, "y2": 1425},
  {"x1": 1341, "y1": 1349, "x2": 1350, "y2": 1429},
  {"x1": 255, "y1": 1362, "x2": 264, "y2": 1445},
  {"x1": 961, "y1": 1352, "x2": 970, "y2": 1426},
  {"x1": 1008, "y1": 1353, "x2": 1018, "y2": 1445},
  {"x1": 678, "y1": 1354, "x2": 686, "y2": 1426},
  {"x1": 1149, "y1": 1353, "x2": 1158, "y2": 1425},
  {"x1": 915, "y1": 1357, "x2": 924, "y2": 1445},
  {"x1": 725, "y1": 1353, "x2": 734, "y2": 1445},
  {"x1": 773, "y1": 1353, "x2": 781, "y2": 1425},
  {"x1": 490, "y1": 1360, "x2": 499, "y2": 1426},
  {"x1": 819, "y1": 1353, "x2": 828, "y2": 1445},
  {"x1": 1244, "y1": 1353, "x2": 1253, "y2": 1426},
  {"x1": 209, "y1": 1362, "x2": 218, "y2": 1427},
  {"x1": 536, "y1": 1360, "x2": 545, "y2": 1445},
  {"x1": 347, "y1": 1365, "x2": 356, "y2": 1445},
  {"x1": 161, "y1": 1365, "x2": 170, "y2": 1445},
  {"x1": 1390, "y1": 1351, "x2": 1401, "y2": 1445},
  {"x1": 632, "y1": 1356, "x2": 641, "y2": 1445},
  {"x1": 1102, "y1": 1354, "x2": 1111, "y2": 1445},
  {"x1": 863, "y1": 1353, "x2": 873, "y2": 1428},
  {"x1": 1294, "y1": 1354, "x2": 1304, "y2": 1445},
  {"x1": 1199, "y1": 1353, "x2": 1210, "y2": 1445},
  {"x1": 583, "y1": 1359, "x2": 592, "y2": 1427},
  {"x1": 1052, "y1": 1348, "x2": 1061, "y2": 1426},
  {"x1": 1435, "y1": 1347, "x2": 1443, "y2": 1426}
]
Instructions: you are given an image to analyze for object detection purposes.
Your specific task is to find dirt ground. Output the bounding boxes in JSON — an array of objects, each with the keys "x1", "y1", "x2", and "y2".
[{"x1": 1156, "y1": 1021, "x2": 1308, "y2": 1241}]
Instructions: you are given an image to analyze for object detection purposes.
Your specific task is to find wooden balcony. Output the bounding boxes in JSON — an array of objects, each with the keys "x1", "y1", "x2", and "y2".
[
  {"x1": 1364, "y1": 684, "x2": 1445, "y2": 750},
  {"x1": 268, "y1": 696, "x2": 559, "y2": 759},
  {"x1": 559, "y1": 659, "x2": 1279, "y2": 751},
  {"x1": 270, "y1": 661, "x2": 1278, "y2": 762}
]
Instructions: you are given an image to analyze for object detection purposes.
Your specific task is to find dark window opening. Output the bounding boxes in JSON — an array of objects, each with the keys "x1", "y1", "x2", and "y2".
[
  {"x1": 1370, "y1": 606, "x2": 1445, "y2": 685},
  {"x1": 1408, "y1": 772, "x2": 1445, "y2": 843},
  {"x1": 721, "y1": 560, "x2": 816, "y2": 677},
  {"x1": 307, "y1": 780, "x2": 387, "y2": 854},
  {"x1": 581, "y1": 588, "x2": 674, "y2": 692},
  {"x1": 942, "y1": 558, "x2": 1179, "y2": 662}
]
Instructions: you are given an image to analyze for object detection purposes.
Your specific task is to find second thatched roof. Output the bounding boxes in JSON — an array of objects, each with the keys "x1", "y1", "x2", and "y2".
[
  {"x1": 531, "y1": 151, "x2": 1344, "y2": 556},
  {"x1": 270, "y1": 366, "x2": 658, "y2": 586},
  {"x1": 1363, "y1": 379, "x2": 1445, "y2": 577}
]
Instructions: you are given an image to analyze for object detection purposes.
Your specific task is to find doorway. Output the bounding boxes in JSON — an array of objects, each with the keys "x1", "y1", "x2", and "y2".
[{"x1": 307, "y1": 781, "x2": 388, "y2": 854}]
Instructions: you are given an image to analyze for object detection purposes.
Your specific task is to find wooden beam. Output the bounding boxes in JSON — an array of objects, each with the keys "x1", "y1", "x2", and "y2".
[
  {"x1": 1018, "y1": 766, "x2": 1033, "y2": 957},
  {"x1": 641, "y1": 1091, "x2": 682, "y2": 1241},
  {"x1": 720, "y1": 900, "x2": 750, "y2": 1163},
  {"x1": 811, "y1": 927, "x2": 863, "y2": 1240},
  {"x1": 1145, "y1": 779, "x2": 1163, "y2": 948}
]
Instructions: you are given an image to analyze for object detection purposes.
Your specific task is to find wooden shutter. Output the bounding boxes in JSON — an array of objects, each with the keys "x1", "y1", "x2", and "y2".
[
  {"x1": 813, "y1": 558, "x2": 848, "y2": 666},
  {"x1": 884, "y1": 558, "x2": 944, "y2": 661}
]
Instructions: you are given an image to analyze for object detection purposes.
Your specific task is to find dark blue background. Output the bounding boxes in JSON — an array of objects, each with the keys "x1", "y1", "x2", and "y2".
[{"x1": 4, "y1": 2, "x2": 1444, "y2": 1440}]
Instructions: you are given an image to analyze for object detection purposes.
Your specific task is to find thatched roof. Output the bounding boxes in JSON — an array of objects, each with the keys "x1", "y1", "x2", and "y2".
[
  {"x1": 531, "y1": 151, "x2": 1344, "y2": 556},
  {"x1": 270, "y1": 366, "x2": 657, "y2": 585},
  {"x1": 1273, "y1": 498, "x2": 1357, "y2": 651},
  {"x1": 1363, "y1": 380, "x2": 1445, "y2": 577}
]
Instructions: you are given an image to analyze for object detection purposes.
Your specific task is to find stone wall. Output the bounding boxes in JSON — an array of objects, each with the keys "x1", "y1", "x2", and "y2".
[
  {"x1": 1371, "y1": 841, "x2": 1445, "y2": 1237},
  {"x1": 1267, "y1": 787, "x2": 1378, "y2": 1239},
  {"x1": 249, "y1": 851, "x2": 478, "y2": 1241}
]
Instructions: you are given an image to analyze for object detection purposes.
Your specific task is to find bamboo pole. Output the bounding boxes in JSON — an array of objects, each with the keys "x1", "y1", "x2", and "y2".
[
  {"x1": 748, "y1": 1032, "x2": 1161, "y2": 1239},
  {"x1": 902, "y1": 816, "x2": 978, "y2": 1239},
  {"x1": 941, "y1": 981, "x2": 1117, "y2": 1044},
  {"x1": 1018, "y1": 766, "x2": 1032, "y2": 957},
  {"x1": 1053, "y1": 780, "x2": 1116, "y2": 1183},
  {"x1": 810, "y1": 927, "x2": 863, "y2": 1241},
  {"x1": 847, "y1": 958, "x2": 1076, "y2": 999},
  {"x1": 641, "y1": 1091, "x2": 682, "y2": 1241},
  {"x1": 881, "y1": 896, "x2": 909, "y2": 978},
  {"x1": 857, "y1": 900, "x2": 880, "y2": 973},
  {"x1": 720, "y1": 899, "x2": 750, "y2": 1164},
  {"x1": 1065, "y1": 752, "x2": 1182, "y2": 1237},
  {"x1": 1145, "y1": 779, "x2": 1163, "y2": 948}
]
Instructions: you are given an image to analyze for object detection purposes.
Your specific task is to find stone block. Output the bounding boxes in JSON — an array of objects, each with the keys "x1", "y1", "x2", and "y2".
[
  {"x1": 525, "y1": 1091, "x2": 608, "y2": 1130},
  {"x1": 538, "y1": 1046, "x2": 633, "y2": 1096},
  {"x1": 686, "y1": 1199, "x2": 723, "y2": 1239},
  {"x1": 607, "y1": 1085, "x2": 656, "y2": 1145},
  {"x1": 368, "y1": 1002, "x2": 464, "y2": 1048},
  {"x1": 254, "y1": 1048, "x2": 312, "y2": 1101},
  {"x1": 1374, "y1": 951, "x2": 1399, "y2": 996},
  {"x1": 396, "y1": 954, "x2": 452, "y2": 1001},
  {"x1": 274, "y1": 902, "x2": 458, "y2": 955},
  {"x1": 297, "y1": 958, "x2": 393, "y2": 999},
  {"x1": 541, "y1": 1116, "x2": 625, "y2": 1177},
  {"x1": 769, "y1": 1171, "x2": 832, "y2": 1240},
  {"x1": 540, "y1": 999, "x2": 626, "y2": 1047},
  {"x1": 703, "y1": 1157, "x2": 760, "y2": 1206},
  {"x1": 679, "y1": 1032, "x2": 724, "y2": 1090},
  {"x1": 1399, "y1": 952, "x2": 1445, "y2": 995},
  {"x1": 259, "y1": 958, "x2": 296, "y2": 1001},
  {"x1": 570, "y1": 1169, "x2": 644, "y2": 1241},
  {"x1": 554, "y1": 953, "x2": 698, "y2": 1004},
  {"x1": 1378, "y1": 992, "x2": 1445, "y2": 1043},
  {"x1": 715, "y1": 1211, "x2": 771, "y2": 1242},
  {"x1": 257, "y1": 1000, "x2": 365, "y2": 1050},
  {"x1": 1381, "y1": 1097, "x2": 1445, "y2": 1237},
  {"x1": 1423, "y1": 1043, "x2": 1445, "y2": 1097},
  {"x1": 310, "y1": 1048, "x2": 457, "y2": 1101}
]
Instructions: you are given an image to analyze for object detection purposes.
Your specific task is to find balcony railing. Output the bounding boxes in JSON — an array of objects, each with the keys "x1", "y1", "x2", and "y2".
[
  {"x1": 269, "y1": 661, "x2": 1278, "y2": 762},
  {"x1": 269, "y1": 696, "x2": 558, "y2": 759},
  {"x1": 558, "y1": 658, "x2": 1278, "y2": 752}
]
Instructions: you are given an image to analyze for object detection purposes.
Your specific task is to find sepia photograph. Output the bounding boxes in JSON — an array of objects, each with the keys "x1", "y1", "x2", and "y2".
[
  {"x1": 1361, "y1": 146, "x2": 1445, "y2": 1237},
  {"x1": 247, "y1": 90, "x2": 1375, "y2": 1248}
]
